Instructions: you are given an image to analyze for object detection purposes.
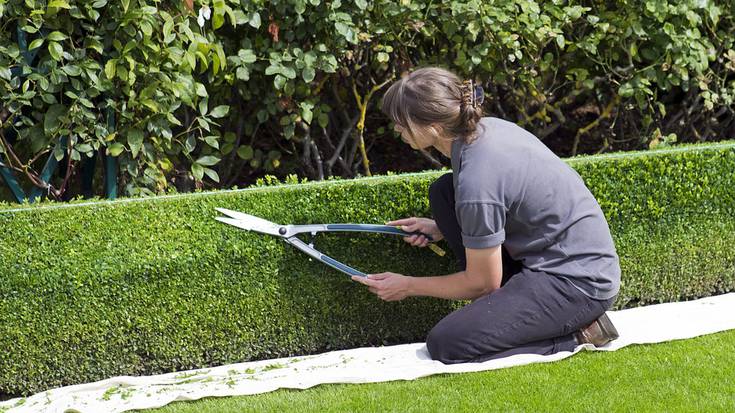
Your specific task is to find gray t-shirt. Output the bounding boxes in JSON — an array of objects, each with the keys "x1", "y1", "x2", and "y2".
[{"x1": 450, "y1": 117, "x2": 620, "y2": 299}]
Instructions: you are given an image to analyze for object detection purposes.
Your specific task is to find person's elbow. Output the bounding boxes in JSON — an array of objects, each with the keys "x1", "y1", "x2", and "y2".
[{"x1": 463, "y1": 270, "x2": 500, "y2": 299}]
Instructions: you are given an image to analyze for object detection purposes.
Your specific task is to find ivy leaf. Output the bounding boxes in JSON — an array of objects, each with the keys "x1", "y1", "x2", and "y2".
[
  {"x1": 281, "y1": 65, "x2": 296, "y2": 79},
  {"x1": 249, "y1": 12, "x2": 261, "y2": 28},
  {"x1": 273, "y1": 74, "x2": 286, "y2": 90},
  {"x1": 236, "y1": 67, "x2": 250, "y2": 81},
  {"x1": 265, "y1": 64, "x2": 280, "y2": 76},
  {"x1": 299, "y1": 67, "x2": 314, "y2": 82},
  {"x1": 300, "y1": 102, "x2": 314, "y2": 124},
  {"x1": 238, "y1": 49, "x2": 257, "y2": 64}
]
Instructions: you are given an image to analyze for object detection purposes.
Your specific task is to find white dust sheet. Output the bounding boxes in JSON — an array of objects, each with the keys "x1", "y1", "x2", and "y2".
[{"x1": 3, "y1": 293, "x2": 734, "y2": 413}]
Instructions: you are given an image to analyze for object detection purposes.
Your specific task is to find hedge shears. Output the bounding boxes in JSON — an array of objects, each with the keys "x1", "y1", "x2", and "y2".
[{"x1": 215, "y1": 208, "x2": 445, "y2": 278}]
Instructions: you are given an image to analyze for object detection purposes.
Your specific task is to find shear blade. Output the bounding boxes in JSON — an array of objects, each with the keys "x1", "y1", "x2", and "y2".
[{"x1": 214, "y1": 212, "x2": 283, "y2": 237}]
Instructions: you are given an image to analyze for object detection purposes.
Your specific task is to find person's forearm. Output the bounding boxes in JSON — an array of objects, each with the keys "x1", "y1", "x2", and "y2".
[{"x1": 407, "y1": 271, "x2": 494, "y2": 300}]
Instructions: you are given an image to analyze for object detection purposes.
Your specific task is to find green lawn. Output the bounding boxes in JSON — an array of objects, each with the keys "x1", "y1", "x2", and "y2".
[{"x1": 142, "y1": 329, "x2": 735, "y2": 412}]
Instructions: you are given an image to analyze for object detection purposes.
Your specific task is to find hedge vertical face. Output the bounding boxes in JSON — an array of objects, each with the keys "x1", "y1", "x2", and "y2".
[{"x1": 0, "y1": 143, "x2": 734, "y2": 396}]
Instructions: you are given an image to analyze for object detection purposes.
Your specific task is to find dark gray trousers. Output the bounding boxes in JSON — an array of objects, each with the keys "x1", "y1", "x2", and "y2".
[{"x1": 426, "y1": 173, "x2": 615, "y2": 364}]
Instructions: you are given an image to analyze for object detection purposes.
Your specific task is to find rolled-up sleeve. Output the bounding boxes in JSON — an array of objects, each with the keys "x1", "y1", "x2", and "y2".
[{"x1": 456, "y1": 201, "x2": 506, "y2": 249}]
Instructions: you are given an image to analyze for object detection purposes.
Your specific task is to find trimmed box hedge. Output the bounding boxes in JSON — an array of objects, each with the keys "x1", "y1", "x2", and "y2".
[{"x1": 1, "y1": 142, "x2": 734, "y2": 396}]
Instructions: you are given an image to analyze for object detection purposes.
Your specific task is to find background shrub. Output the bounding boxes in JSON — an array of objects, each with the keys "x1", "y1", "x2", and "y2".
[{"x1": 0, "y1": 0, "x2": 733, "y2": 201}]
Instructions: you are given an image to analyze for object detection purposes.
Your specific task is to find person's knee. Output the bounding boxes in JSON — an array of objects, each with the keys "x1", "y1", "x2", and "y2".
[{"x1": 426, "y1": 321, "x2": 467, "y2": 364}]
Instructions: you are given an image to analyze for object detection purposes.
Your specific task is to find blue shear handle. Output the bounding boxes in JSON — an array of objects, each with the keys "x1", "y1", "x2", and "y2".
[
  {"x1": 321, "y1": 256, "x2": 367, "y2": 278},
  {"x1": 325, "y1": 224, "x2": 434, "y2": 241}
]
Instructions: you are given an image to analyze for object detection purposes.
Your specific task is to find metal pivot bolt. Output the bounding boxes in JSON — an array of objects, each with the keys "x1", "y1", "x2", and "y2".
[{"x1": 279, "y1": 227, "x2": 287, "y2": 235}]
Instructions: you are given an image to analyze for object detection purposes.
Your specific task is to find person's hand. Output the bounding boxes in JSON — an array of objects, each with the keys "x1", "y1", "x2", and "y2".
[
  {"x1": 387, "y1": 217, "x2": 444, "y2": 247},
  {"x1": 351, "y1": 272, "x2": 412, "y2": 302}
]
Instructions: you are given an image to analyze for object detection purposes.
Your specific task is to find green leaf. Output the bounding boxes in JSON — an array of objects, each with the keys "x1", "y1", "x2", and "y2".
[
  {"x1": 48, "y1": 42, "x2": 63, "y2": 61},
  {"x1": 29, "y1": 38, "x2": 44, "y2": 50},
  {"x1": 236, "y1": 67, "x2": 250, "y2": 81},
  {"x1": 196, "y1": 155, "x2": 221, "y2": 166},
  {"x1": 195, "y1": 83, "x2": 208, "y2": 97},
  {"x1": 192, "y1": 163, "x2": 204, "y2": 181},
  {"x1": 127, "y1": 128, "x2": 144, "y2": 159},
  {"x1": 47, "y1": 31, "x2": 67, "y2": 41},
  {"x1": 555, "y1": 35, "x2": 565, "y2": 49},
  {"x1": 121, "y1": 0, "x2": 130, "y2": 12},
  {"x1": 249, "y1": 12, "x2": 261, "y2": 28},
  {"x1": 163, "y1": 19, "x2": 174, "y2": 44},
  {"x1": 302, "y1": 67, "x2": 315, "y2": 82},
  {"x1": 210, "y1": 105, "x2": 229, "y2": 118},
  {"x1": 204, "y1": 135, "x2": 219, "y2": 149},
  {"x1": 0, "y1": 67, "x2": 11, "y2": 81},
  {"x1": 203, "y1": 167, "x2": 220, "y2": 182},
  {"x1": 44, "y1": 104, "x2": 67, "y2": 134},
  {"x1": 213, "y1": 13, "x2": 225, "y2": 30},
  {"x1": 237, "y1": 145, "x2": 254, "y2": 160},
  {"x1": 140, "y1": 21, "x2": 153, "y2": 37},
  {"x1": 238, "y1": 49, "x2": 257, "y2": 64},
  {"x1": 265, "y1": 64, "x2": 280, "y2": 76},
  {"x1": 619, "y1": 83, "x2": 635, "y2": 98},
  {"x1": 281, "y1": 65, "x2": 296, "y2": 79},
  {"x1": 105, "y1": 59, "x2": 117, "y2": 79},
  {"x1": 199, "y1": 97, "x2": 208, "y2": 116},
  {"x1": 61, "y1": 65, "x2": 82, "y2": 76},
  {"x1": 318, "y1": 113, "x2": 329, "y2": 128},
  {"x1": 300, "y1": 102, "x2": 314, "y2": 124},
  {"x1": 79, "y1": 98, "x2": 95, "y2": 108},
  {"x1": 76, "y1": 143, "x2": 93, "y2": 153},
  {"x1": 47, "y1": 0, "x2": 71, "y2": 8},
  {"x1": 355, "y1": 0, "x2": 367, "y2": 9},
  {"x1": 108, "y1": 142, "x2": 125, "y2": 157},
  {"x1": 274, "y1": 74, "x2": 286, "y2": 90}
]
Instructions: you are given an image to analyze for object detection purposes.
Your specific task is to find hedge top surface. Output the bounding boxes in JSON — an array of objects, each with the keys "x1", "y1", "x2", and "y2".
[{"x1": 1, "y1": 141, "x2": 733, "y2": 215}]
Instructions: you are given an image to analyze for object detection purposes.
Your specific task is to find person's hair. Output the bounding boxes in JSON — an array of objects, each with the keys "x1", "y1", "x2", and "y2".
[{"x1": 381, "y1": 67, "x2": 484, "y2": 145}]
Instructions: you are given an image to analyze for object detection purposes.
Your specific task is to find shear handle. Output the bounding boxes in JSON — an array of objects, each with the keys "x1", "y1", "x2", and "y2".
[
  {"x1": 323, "y1": 224, "x2": 434, "y2": 241},
  {"x1": 285, "y1": 237, "x2": 367, "y2": 278}
]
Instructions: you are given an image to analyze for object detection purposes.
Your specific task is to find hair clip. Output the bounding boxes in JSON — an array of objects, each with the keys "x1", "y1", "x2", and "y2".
[{"x1": 473, "y1": 84, "x2": 484, "y2": 108}]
